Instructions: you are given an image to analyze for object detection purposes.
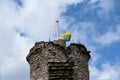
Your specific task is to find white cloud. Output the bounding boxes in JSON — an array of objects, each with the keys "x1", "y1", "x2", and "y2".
[
  {"x1": 90, "y1": 62, "x2": 120, "y2": 80},
  {"x1": 0, "y1": 0, "x2": 84, "y2": 80},
  {"x1": 70, "y1": 21, "x2": 97, "y2": 44},
  {"x1": 99, "y1": 0, "x2": 114, "y2": 13},
  {"x1": 96, "y1": 0, "x2": 115, "y2": 19},
  {"x1": 96, "y1": 24, "x2": 120, "y2": 45},
  {"x1": 89, "y1": 0, "x2": 115, "y2": 13},
  {"x1": 90, "y1": 0, "x2": 99, "y2": 3},
  {"x1": 0, "y1": 33, "x2": 32, "y2": 80}
]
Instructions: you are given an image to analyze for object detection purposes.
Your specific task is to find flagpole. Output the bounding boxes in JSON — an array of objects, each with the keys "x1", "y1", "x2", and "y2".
[{"x1": 56, "y1": 20, "x2": 59, "y2": 39}]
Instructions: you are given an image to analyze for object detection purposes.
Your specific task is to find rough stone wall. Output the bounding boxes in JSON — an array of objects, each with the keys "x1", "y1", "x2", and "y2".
[
  {"x1": 26, "y1": 39, "x2": 90, "y2": 80},
  {"x1": 66, "y1": 44, "x2": 90, "y2": 80}
]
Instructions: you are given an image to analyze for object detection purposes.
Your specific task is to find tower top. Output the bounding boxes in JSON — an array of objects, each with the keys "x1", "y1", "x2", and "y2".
[
  {"x1": 26, "y1": 39, "x2": 90, "y2": 63},
  {"x1": 26, "y1": 39, "x2": 91, "y2": 80}
]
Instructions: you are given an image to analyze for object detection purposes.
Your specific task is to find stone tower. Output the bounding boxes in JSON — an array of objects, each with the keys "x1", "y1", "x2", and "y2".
[{"x1": 26, "y1": 39, "x2": 90, "y2": 80}]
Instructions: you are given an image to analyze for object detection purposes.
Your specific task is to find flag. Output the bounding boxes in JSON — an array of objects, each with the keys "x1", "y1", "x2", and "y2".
[{"x1": 60, "y1": 31, "x2": 72, "y2": 42}]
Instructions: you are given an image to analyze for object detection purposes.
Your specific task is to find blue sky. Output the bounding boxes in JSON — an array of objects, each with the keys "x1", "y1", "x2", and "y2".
[{"x1": 0, "y1": 0, "x2": 120, "y2": 80}]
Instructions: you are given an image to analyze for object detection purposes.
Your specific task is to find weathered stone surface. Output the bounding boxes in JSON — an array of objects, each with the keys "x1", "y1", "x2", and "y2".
[
  {"x1": 53, "y1": 39, "x2": 66, "y2": 48},
  {"x1": 26, "y1": 39, "x2": 91, "y2": 80}
]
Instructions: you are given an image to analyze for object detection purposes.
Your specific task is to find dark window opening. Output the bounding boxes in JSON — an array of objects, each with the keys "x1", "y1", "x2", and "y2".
[{"x1": 48, "y1": 62, "x2": 74, "y2": 80}]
